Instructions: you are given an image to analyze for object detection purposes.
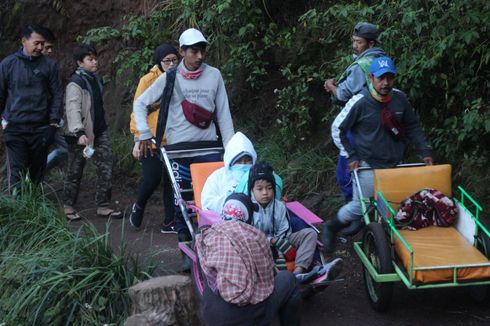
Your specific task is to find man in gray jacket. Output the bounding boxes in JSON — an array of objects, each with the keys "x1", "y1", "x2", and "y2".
[
  {"x1": 324, "y1": 22, "x2": 386, "y2": 202},
  {"x1": 0, "y1": 24, "x2": 62, "y2": 192},
  {"x1": 323, "y1": 56, "x2": 433, "y2": 254},
  {"x1": 134, "y1": 28, "x2": 234, "y2": 270},
  {"x1": 324, "y1": 22, "x2": 386, "y2": 105}
]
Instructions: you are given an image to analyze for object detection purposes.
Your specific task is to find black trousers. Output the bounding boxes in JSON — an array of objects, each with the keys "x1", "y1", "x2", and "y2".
[
  {"x1": 136, "y1": 154, "x2": 174, "y2": 225},
  {"x1": 202, "y1": 271, "x2": 302, "y2": 326},
  {"x1": 4, "y1": 126, "x2": 49, "y2": 192}
]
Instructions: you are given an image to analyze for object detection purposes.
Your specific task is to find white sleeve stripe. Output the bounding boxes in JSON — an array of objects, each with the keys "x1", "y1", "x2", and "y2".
[{"x1": 331, "y1": 94, "x2": 364, "y2": 157}]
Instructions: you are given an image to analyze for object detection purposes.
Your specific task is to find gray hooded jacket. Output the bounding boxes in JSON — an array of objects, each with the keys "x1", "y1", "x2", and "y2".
[{"x1": 335, "y1": 47, "x2": 386, "y2": 104}]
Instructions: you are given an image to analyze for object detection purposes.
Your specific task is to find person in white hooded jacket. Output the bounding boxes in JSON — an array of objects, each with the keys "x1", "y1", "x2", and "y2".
[{"x1": 202, "y1": 132, "x2": 283, "y2": 213}]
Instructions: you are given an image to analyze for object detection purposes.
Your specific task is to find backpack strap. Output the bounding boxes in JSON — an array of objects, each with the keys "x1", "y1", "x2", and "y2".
[
  {"x1": 155, "y1": 68, "x2": 176, "y2": 147},
  {"x1": 337, "y1": 56, "x2": 376, "y2": 85}
]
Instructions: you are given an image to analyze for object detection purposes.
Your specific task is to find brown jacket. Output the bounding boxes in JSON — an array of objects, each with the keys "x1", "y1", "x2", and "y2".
[{"x1": 64, "y1": 75, "x2": 95, "y2": 146}]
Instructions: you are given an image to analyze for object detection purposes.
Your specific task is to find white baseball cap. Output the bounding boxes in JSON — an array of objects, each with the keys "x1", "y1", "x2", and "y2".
[{"x1": 179, "y1": 28, "x2": 208, "y2": 47}]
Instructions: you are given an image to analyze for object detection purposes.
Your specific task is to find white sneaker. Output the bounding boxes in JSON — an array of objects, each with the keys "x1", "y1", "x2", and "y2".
[{"x1": 318, "y1": 258, "x2": 344, "y2": 281}]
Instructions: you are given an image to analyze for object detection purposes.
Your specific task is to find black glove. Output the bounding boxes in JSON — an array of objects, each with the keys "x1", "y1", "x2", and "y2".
[{"x1": 42, "y1": 125, "x2": 58, "y2": 147}]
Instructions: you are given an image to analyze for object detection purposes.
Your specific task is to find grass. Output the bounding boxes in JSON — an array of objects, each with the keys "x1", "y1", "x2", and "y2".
[{"x1": 0, "y1": 183, "x2": 153, "y2": 325}]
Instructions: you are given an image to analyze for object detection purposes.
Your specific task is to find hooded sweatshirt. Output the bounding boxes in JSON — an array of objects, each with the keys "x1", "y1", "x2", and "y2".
[
  {"x1": 251, "y1": 195, "x2": 291, "y2": 242},
  {"x1": 201, "y1": 132, "x2": 257, "y2": 212},
  {"x1": 335, "y1": 47, "x2": 386, "y2": 104}
]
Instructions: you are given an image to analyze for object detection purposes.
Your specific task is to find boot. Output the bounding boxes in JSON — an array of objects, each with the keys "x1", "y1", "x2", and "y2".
[{"x1": 322, "y1": 216, "x2": 348, "y2": 254}]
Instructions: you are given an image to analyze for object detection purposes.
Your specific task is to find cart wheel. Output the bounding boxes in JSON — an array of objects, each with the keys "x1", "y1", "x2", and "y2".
[
  {"x1": 470, "y1": 221, "x2": 490, "y2": 303},
  {"x1": 362, "y1": 222, "x2": 394, "y2": 312}
]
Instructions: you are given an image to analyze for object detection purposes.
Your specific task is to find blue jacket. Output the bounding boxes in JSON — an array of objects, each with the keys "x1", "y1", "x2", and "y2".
[{"x1": 0, "y1": 49, "x2": 62, "y2": 126}]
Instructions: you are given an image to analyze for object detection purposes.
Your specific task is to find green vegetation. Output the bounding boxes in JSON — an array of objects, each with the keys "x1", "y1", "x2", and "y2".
[
  {"x1": 0, "y1": 185, "x2": 152, "y2": 324},
  {"x1": 82, "y1": 0, "x2": 489, "y2": 210},
  {"x1": 1, "y1": 2, "x2": 489, "y2": 323}
]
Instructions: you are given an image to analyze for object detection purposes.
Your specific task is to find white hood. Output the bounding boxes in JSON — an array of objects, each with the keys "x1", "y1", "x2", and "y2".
[{"x1": 223, "y1": 132, "x2": 257, "y2": 168}]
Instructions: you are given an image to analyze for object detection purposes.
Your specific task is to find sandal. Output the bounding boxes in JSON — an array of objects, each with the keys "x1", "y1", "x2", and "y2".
[
  {"x1": 97, "y1": 207, "x2": 123, "y2": 219},
  {"x1": 64, "y1": 205, "x2": 81, "y2": 221}
]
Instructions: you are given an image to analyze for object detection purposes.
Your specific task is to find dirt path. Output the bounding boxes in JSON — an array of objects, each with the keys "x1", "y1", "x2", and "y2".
[{"x1": 50, "y1": 178, "x2": 490, "y2": 325}]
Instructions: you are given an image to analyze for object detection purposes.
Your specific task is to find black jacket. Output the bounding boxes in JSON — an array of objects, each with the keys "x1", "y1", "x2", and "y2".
[{"x1": 0, "y1": 49, "x2": 62, "y2": 127}]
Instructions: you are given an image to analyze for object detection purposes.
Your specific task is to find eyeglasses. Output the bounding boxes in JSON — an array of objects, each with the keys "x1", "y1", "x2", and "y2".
[{"x1": 162, "y1": 58, "x2": 179, "y2": 65}]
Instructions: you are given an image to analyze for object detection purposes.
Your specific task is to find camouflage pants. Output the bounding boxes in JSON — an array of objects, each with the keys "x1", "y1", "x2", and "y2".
[{"x1": 63, "y1": 130, "x2": 113, "y2": 207}]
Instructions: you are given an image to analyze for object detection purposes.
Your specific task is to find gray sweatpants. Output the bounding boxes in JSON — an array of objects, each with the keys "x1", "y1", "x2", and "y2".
[
  {"x1": 337, "y1": 162, "x2": 374, "y2": 224},
  {"x1": 288, "y1": 228, "x2": 317, "y2": 270}
]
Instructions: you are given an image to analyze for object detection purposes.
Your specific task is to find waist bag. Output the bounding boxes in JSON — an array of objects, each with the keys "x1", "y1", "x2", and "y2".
[
  {"x1": 380, "y1": 107, "x2": 404, "y2": 141},
  {"x1": 181, "y1": 99, "x2": 213, "y2": 129},
  {"x1": 394, "y1": 188, "x2": 458, "y2": 230}
]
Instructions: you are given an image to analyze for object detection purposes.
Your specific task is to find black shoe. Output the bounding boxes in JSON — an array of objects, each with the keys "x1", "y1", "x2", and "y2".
[
  {"x1": 129, "y1": 203, "x2": 143, "y2": 228},
  {"x1": 160, "y1": 223, "x2": 177, "y2": 234}
]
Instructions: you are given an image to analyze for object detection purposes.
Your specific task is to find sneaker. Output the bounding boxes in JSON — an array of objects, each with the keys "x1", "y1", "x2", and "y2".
[
  {"x1": 318, "y1": 257, "x2": 344, "y2": 281},
  {"x1": 295, "y1": 265, "x2": 321, "y2": 284},
  {"x1": 129, "y1": 203, "x2": 143, "y2": 228},
  {"x1": 160, "y1": 223, "x2": 177, "y2": 234}
]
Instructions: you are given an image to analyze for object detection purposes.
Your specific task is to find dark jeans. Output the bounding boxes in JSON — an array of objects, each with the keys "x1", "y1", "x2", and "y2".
[
  {"x1": 172, "y1": 153, "x2": 221, "y2": 242},
  {"x1": 202, "y1": 271, "x2": 302, "y2": 326},
  {"x1": 4, "y1": 125, "x2": 49, "y2": 192},
  {"x1": 136, "y1": 154, "x2": 174, "y2": 224}
]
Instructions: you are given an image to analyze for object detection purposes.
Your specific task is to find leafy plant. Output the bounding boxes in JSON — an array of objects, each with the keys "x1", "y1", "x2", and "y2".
[
  {"x1": 79, "y1": 0, "x2": 490, "y2": 208},
  {"x1": 0, "y1": 185, "x2": 153, "y2": 324}
]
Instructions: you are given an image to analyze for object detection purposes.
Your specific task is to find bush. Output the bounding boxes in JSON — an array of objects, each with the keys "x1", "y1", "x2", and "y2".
[
  {"x1": 82, "y1": 0, "x2": 490, "y2": 208},
  {"x1": 0, "y1": 184, "x2": 152, "y2": 324}
]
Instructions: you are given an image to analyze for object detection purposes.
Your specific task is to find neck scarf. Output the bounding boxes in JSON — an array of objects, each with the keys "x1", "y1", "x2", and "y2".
[
  {"x1": 76, "y1": 67, "x2": 95, "y2": 80},
  {"x1": 368, "y1": 80, "x2": 392, "y2": 103},
  {"x1": 179, "y1": 62, "x2": 204, "y2": 79}
]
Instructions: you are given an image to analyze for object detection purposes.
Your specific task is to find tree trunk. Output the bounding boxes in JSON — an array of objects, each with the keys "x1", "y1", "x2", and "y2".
[{"x1": 125, "y1": 275, "x2": 200, "y2": 326}]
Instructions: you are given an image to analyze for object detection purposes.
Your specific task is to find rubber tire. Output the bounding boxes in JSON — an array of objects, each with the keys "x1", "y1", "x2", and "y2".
[
  {"x1": 362, "y1": 222, "x2": 394, "y2": 312},
  {"x1": 469, "y1": 220, "x2": 490, "y2": 303}
]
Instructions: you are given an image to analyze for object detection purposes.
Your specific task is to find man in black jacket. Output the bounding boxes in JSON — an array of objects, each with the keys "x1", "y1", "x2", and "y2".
[{"x1": 0, "y1": 24, "x2": 62, "y2": 192}]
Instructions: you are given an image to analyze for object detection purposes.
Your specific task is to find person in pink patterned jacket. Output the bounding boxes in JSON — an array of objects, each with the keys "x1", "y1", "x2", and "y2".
[{"x1": 195, "y1": 193, "x2": 301, "y2": 326}]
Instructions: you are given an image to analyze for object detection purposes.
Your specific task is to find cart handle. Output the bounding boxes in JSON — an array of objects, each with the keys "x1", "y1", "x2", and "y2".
[{"x1": 163, "y1": 140, "x2": 223, "y2": 155}]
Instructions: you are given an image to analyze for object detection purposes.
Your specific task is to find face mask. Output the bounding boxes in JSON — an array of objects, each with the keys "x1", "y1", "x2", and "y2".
[{"x1": 230, "y1": 164, "x2": 251, "y2": 182}]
